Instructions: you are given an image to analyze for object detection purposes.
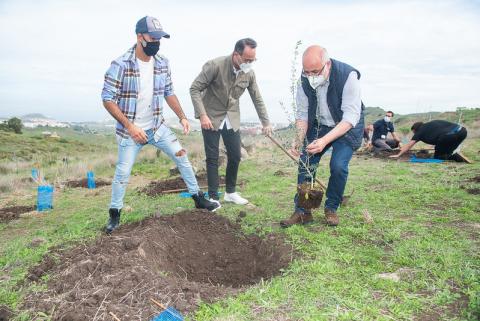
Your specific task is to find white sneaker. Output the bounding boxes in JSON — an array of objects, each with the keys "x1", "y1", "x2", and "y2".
[{"x1": 224, "y1": 192, "x2": 249, "y2": 205}]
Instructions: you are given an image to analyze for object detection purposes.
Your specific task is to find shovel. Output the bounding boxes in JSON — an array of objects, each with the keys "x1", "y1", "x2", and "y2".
[{"x1": 266, "y1": 134, "x2": 326, "y2": 191}]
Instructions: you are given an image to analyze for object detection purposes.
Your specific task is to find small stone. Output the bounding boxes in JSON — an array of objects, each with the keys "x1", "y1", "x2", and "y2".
[{"x1": 377, "y1": 272, "x2": 400, "y2": 282}]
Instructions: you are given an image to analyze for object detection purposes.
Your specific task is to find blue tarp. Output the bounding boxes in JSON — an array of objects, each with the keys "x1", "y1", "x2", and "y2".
[{"x1": 410, "y1": 155, "x2": 444, "y2": 163}]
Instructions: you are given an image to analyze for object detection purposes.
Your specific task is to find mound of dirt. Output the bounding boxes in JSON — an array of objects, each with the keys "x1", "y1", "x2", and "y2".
[
  {"x1": 0, "y1": 305, "x2": 13, "y2": 321},
  {"x1": 460, "y1": 186, "x2": 480, "y2": 195},
  {"x1": 23, "y1": 210, "x2": 293, "y2": 320},
  {"x1": 0, "y1": 205, "x2": 35, "y2": 223},
  {"x1": 467, "y1": 175, "x2": 480, "y2": 183},
  {"x1": 141, "y1": 173, "x2": 226, "y2": 196},
  {"x1": 64, "y1": 178, "x2": 111, "y2": 189}
]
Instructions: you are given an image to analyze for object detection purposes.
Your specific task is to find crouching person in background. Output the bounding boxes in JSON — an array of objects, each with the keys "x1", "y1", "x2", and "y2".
[{"x1": 390, "y1": 120, "x2": 468, "y2": 162}]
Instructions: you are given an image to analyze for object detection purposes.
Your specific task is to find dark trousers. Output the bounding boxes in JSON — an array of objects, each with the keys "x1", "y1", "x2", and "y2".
[
  {"x1": 295, "y1": 125, "x2": 354, "y2": 213},
  {"x1": 202, "y1": 127, "x2": 242, "y2": 199},
  {"x1": 434, "y1": 127, "x2": 467, "y2": 159}
]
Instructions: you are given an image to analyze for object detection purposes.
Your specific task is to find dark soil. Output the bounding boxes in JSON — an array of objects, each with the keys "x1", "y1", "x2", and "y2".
[
  {"x1": 415, "y1": 291, "x2": 472, "y2": 321},
  {"x1": 466, "y1": 175, "x2": 480, "y2": 183},
  {"x1": 0, "y1": 305, "x2": 13, "y2": 321},
  {"x1": 141, "y1": 173, "x2": 226, "y2": 196},
  {"x1": 0, "y1": 205, "x2": 35, "y2": 223},
  {"x1": 465, "y1": 188, "x2": 480, "y2": 195},
  {"x1": 236, "y1": 210, "x2": 247, "y2": 223},
  {"x1": 22, "y1": 210, "x2": 293, "y2": 320},
  {"x1": 64, "y1": 178, "x2": 111, "y2": 188},
  {"x1": 297, "y1": 183, "x2": 324, "y2": 209}
]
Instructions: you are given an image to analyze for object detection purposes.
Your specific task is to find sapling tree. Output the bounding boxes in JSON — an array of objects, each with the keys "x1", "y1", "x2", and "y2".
[{"x1": 275, "y1": 40, "x2": 325, "y2": 209}]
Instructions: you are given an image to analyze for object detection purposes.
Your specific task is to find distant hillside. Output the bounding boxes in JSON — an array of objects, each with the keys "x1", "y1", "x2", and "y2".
[{"x1": 21, "y1": 113, "x2": 51, "y2": 120}]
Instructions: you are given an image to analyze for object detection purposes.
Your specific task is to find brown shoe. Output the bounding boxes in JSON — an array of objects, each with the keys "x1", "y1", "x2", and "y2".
[
  {"x1": 324, "y1": 208, "x2": 339, "y2": 226},
  {"x1": 280, "y1": 211, "x2": 313, "y2": 228}
]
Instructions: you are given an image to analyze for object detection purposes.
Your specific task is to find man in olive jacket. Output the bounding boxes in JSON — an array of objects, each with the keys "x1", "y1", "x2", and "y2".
[{"x1": 190, "y1": 38, "x2": 272, "y2": 205}]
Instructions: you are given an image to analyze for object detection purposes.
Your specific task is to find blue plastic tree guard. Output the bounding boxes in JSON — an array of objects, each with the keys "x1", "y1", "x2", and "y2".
[
  {"x1": 37, "y1": 185, "x2": 54, "y2": 211},
  {"x1": 87, "y1": 171, "x2": 96, "y2": 189},
  {"x1": 31, "y1": 168, "x2": 39, "y2": 181}
]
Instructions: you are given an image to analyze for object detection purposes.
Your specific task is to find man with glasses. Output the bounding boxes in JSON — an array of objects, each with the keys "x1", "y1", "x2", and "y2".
[
  {"x1": 190, "y1": 38, "x2": 272, "y2": 206},
  {"x1": 371, "y1": 110, "x2": 400, "y2": 151},
  {"x1": 280, "y1": 45, "x2": 364, "y2": 227},
  {"x1": 101, "y1": 16, "x2": 220, "y2": 234}
]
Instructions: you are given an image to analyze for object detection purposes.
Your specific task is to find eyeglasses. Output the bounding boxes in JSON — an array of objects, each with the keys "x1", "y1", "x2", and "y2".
[
  {"x1": 238, "y1": 54, "x2": 257, "y2": 64},
  {"x1": 302, "y1": 63, "x2": 327, "y2": 77}
]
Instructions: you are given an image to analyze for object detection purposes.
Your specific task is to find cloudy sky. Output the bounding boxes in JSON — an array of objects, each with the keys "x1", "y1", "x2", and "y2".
[{"x1": 0, "y1": 0, "x2": 479, "y2": 123}]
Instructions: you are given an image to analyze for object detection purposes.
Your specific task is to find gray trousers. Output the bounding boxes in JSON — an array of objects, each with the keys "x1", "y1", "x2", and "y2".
[{"x1": 373, "y1": 138, "x2": 399, "y2": 151}]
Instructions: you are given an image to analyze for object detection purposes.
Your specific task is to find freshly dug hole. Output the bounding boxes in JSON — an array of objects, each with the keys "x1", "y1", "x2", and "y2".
[
  {"x1": 0, "y1": 205, "x2": 35, "y2": 223},
  {"x1": 23, "y1": 210, "x2": 293, "y2": 320},
  {"x1": 64, "y1": 178, "x2": 111, "y2": 188}
]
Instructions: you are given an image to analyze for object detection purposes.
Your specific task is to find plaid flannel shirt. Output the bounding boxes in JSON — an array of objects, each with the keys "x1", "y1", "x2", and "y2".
[{"x1": 101, "y1": 45, "x2": 174, "y2": 138}]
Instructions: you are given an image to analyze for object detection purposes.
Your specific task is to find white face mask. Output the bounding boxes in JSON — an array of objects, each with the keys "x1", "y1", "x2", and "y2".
[
  {"x1": 240, "y1": 62, "x2": 253, "y2": 74},
  {"x1": 308, "y1": 74, "x2": 327, "y2": 89},
  {"x1": 384, "y1": 116, "x2": 391, "y2": 123}
]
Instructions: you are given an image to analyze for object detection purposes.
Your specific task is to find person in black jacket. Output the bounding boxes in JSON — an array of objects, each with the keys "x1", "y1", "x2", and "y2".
[
  {"x1": 390, "y1": 120, "x2": 468, "y2": 161},
  {"x1": 371, "y1": 111, "x2": 400, "y2": 151}
]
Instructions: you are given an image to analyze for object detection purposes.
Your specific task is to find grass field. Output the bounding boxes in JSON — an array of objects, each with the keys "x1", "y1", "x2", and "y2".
[{"x1": 0, "y1": 127, "x2": 479, "y2": 321}]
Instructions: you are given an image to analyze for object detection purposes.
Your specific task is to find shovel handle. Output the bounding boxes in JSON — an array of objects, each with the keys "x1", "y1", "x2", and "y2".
[
  {"x1": 266, "y1": 134, "x2": 326, "y2": 191},
  {"x1": 150, "y1": 298, "x2": 167, "y2": 310},
  {"x1": 267, "y1": 134, "x2": 299, "y2": 163}
]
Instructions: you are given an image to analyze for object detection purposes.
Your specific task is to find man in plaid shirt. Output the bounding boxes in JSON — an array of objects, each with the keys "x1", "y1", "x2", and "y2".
[{"x1": 101, "y1": 16, "x2": 219, "y2": 234}]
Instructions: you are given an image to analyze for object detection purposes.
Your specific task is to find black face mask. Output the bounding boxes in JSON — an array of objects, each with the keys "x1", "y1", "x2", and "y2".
[{"x1": 141, "y1": 37, "x2": 160, "y2": 56}]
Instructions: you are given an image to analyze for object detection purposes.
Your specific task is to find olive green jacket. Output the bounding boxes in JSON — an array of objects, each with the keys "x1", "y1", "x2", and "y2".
[{"x1": 190, "y1": 55, "x2": 270, "y2": 131}]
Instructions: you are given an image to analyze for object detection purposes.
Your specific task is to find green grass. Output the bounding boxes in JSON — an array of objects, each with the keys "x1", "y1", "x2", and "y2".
[
  {"x1": 0, "y1": 127, "x2": 116, "y2": 162},
  {"x1": 0, "y1": 133, "x2": 479, "y2": 320}
]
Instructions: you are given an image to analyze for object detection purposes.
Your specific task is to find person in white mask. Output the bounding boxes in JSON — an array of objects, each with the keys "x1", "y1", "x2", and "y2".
[
  {"x1": 371, "y1": 111, "x2": 401, "y2": 151},
  {"x1": 190, "y1": 38, "x2": 272, "y2": 206},
  {"x1": 280, "y1": 45, "x2": 364, "y2": 228}
]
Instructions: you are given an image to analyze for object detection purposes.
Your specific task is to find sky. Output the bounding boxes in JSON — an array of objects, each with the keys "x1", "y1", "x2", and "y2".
[{"x1": 0, "y1": 0, "x2": 479, "y2": 123}]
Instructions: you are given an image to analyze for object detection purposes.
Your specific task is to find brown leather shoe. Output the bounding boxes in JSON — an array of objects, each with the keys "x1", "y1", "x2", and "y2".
[
  {"x1": 280, "y1": 211, "x2": 313, "y2": 228},
  {"x1": 324, "y1": 208, "x2": 339, "y2": 226}
]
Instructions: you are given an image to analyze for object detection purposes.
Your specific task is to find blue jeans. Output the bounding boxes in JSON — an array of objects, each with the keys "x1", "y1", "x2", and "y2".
[
  {"x1": 295, "y1": 125, "x2": 354, "y2": 213},
  {"x1": 110, "y1": 125, "x2": 199, "y2": 209}
]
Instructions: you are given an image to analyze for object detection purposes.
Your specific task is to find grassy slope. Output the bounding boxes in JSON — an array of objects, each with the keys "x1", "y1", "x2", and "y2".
[
  {"x1": 0, "y1": 127, "x2": 115, "y2": 162},
  {"x1": 0, "y1": 132, "x2": 478, "y2": 321}
]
